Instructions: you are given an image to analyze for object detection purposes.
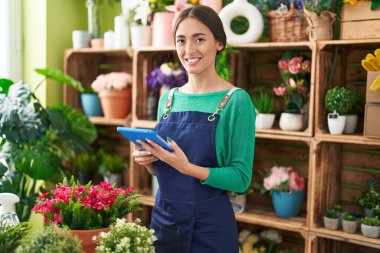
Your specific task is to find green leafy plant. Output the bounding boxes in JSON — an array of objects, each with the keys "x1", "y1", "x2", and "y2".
[
  {"x1": 94, "y1": 218, "x2": 157, "y2": 253},
  {"x1": 16, "y1": 225, "x2": 82, "y2": 253},
  {"x1": 333, "y1": 204, "x2": 346, "y2": 213},
  {"x1": 358, "y1": 179, "x2": 380, "y2": 209},
  {"x1": 325, "y1": 208, "x2": 340, "y2": 218},
  {"x1": 33, "y1": 177, "x2": 142, "y2": 230},
  {"x1": 347, "y1": 89, "x2": 364, "y2": 114},
  {"x1": 343, "y1": 214, "x2": 356, "y2": 221},
  {"x1": 250, "y1": 87, "x2": 274, "y2": 114},
  {"x1": 373, "y1": 207, "x2": 380, "y2": 218},
  {"x1": 361, "y1": 216, "x2": 380, "y2": 226},
  {"x1": 0, "y1": 222, "x2": 29, "y2": 252},
  {"x1": 216, "y1": 44, "x2": 239, "y2": 81},
  {"x1": 324, "y1": 86, "x2": 353, "y2": 114},
  {"x1": 98, "y1": 150, "x2": 125, "y2": 175},
  {"x1": 74, "y1": 152, "x2": 98, "y2": 174}
]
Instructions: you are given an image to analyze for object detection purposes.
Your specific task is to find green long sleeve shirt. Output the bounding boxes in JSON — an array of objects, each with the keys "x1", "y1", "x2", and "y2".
[{"x1": 157, "y1": 88, "x2": 256, "y2": 193}]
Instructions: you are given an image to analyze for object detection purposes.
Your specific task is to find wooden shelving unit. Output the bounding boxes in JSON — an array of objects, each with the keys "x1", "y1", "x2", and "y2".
[{"x1": 64, "y1": 40, "x2": 380, "y2": 253}]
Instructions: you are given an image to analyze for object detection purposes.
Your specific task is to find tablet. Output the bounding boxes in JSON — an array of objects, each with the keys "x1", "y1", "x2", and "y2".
[{"x1": 116, "y1": 127, "x2": 174, "y2": 152}]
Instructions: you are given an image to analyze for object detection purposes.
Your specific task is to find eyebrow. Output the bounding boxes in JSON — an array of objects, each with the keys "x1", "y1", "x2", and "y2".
[{"x1": 176, "y1": 33, "x2": 207, "y2": 38}]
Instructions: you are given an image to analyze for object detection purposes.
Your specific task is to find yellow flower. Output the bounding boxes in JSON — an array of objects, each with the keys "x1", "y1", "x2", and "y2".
[
  {"x1": 259, "y1": 245, "x2": 267, "y2": 253},
  {"x1": 149, "y1": 0, "x2": 157, "y2": 3},
  {"x1": 189, "y1": 0, "x2": 199, "y2": 4},
  {"x1": 343, "y1": 0, "x2": 368, "y2": 5}
]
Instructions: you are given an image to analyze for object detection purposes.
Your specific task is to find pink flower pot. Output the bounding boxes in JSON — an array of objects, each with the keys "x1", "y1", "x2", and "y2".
[
  {"x1": 152, "y1": 12, "x2": 175, "y2": 47},
  {"x1": 199, "y1": 0, "x2": 223, "y2": 13}
]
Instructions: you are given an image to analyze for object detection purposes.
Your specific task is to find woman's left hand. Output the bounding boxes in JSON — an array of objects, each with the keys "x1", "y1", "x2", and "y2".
[{"x1": 136, "y1": 139, "x2": 191, "y2": 175}]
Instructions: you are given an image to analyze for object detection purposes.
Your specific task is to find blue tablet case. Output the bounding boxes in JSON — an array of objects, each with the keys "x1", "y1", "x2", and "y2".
[{"x1": 116, "y1": 127, "x2": 174, "y2": 152}]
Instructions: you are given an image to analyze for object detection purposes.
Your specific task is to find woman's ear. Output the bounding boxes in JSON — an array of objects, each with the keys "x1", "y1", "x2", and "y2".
[{"x1": 216, "y1": 42, "x2": 224, "y2": 52}]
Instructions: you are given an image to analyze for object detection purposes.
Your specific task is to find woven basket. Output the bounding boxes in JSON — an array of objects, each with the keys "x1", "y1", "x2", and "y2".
[{"x1": 266, "y1": 5, "x2": 308, "y2": 42}]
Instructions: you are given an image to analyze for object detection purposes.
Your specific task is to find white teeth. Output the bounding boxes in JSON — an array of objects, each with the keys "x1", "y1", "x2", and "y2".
[{"x1": 187, "y1": 58, "x2": 200, "y2": 63}]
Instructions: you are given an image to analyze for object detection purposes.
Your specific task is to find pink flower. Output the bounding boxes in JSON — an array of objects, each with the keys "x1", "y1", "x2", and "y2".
[
  {"x1": 302, "y1": 60, "x2": 311, "y2": 73},
  {"x1": 288, "y1": 171, "x2": 304, "y2": 191},
  {"x1": 91, "y1": 72, "x2": 132, "y2": 92},
  {"x1": 273, "y1": 85, "x2": 287, "y2": 96},
  {"x1": 53, "y1": 213, "x2": 63, "y2": 225},
  {"x1": 278, "y1": 60, "x2": 288, "y2": 71},
  {"x1": 288, "y1": 57, "x2": 302, "y2": 74}
]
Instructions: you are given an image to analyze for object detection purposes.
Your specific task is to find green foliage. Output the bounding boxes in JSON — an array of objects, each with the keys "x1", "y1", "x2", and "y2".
[
  {"x1": 35, "y1": 68, "x2": 84, "y2": 92},
  {"x1": 324, "y1": 86, "x2": 353, "y2": 114},
  {"x1": 358, "y1": 179, "x2": 380, "y2": 209},
  {"x1": 149, "y1": 0, "x2": 174, "y2": 13},
  {"x1": 361, "y1": 216, "x2": 380, "y2": 226},
  {"x1": 371, "y1": 0, "x2": 380, "y2": 10},
  {"x1": 347, "y1": 89, "x2": 364, "y2": 114},
  {"x1": 95, "y1": 218, "x2": 157, "y2": 253},
  {"x1": 343, "y1": 214, "x2": 356, "y2": 221},
  {"x1": 98, "y1": 150, "x2": 125, "y2": 175},
  {"x1": 0, "y1": 78, "x2": 13, "y2": 94},
  {"x1": 325, "y1": 208, "x2": 340, "y2": 218},
  {"x1": 16, "y1": 226, "x2": 82, "y2": 253},
  {"x1": 0, "y1": 222, "x2": 29, "y2": 252},
  {"x1": 373, "y1": 208, "x2": 380, "y2": 218},
  {"x1": 249, "y1": 87, "x2": 274, "y2": 113},
  {"x1": 74, "y1": 152, "x2": 98, "y2": 173},
  {"x1": 216, "y1": 45, "x2": 239, "y2": 81},
  {"x1": 333, "y1": 204, "x2": 346, "y2": 213}
]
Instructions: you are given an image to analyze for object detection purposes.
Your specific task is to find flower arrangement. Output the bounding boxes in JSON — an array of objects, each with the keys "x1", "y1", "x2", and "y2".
[
  {"x1": 145, "y1": 61, "x2": 188, "y2": 92},
  {"x1": 239, "y1": 228, "x2": 283, "y2": 253},
  {"x1": 344, "y1": 0, "x2": 380, "y2": 10},
  {"x1": 303, "y1": 0, "x2": 342, "y2": 15},
  {"x1": 91, "y1": 72, "x2": 132, "y2": 92},
  {"x1": 94, "y1": 218, "x2": 157, "y2": 253},
  {"x1": 32, "y1": 177, "x2": 141, "y2": 230},
  {"x1": 273, "y1": 53, "x2": 311, "y2": 113},
  {"x1": 263, "y1": 166, "x2": 304, "y2": 192}
]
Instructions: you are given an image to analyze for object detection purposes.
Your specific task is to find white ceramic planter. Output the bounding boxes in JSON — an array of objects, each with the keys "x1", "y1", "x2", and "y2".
[
  {"x1": 229, "y1": 192, "x2": 246, "y2": 214},
  {"x1": 279, "y1": 113, "x2": 303, "y2": 131},
  {"x1": 255, "y1": 113, "x2": 275, "y2": 129},
  {"x1": 327, "y1": 114, "x2": 346, "y2": 135},
  {"x1": 152, "y1": 176, "x2": 159, "y2": 197},
  {"x1": 131, "y1": 25, "x2": 152, "y2": 48},
  {"x1": 104, "y1": 173, "x2": 123, "y2": 187},
  {"x1": 324, "y1": 216, "x2": 339, "y2": 230},
  {"x1": 342, "y1": 220, "x2": 358, "y2": 234},
  {"x1": 361, "y1": 224, "x2": 380, "y2": 238},
  {"x1": 343, "y1": 114, "x2": 358, "y2": 134}
]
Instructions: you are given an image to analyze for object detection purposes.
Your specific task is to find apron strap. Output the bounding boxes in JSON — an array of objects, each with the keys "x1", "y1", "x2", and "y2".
[
  {"x1": 208, "y1": 87, "x2": 241, "y2": 122},
  {"x1": 163, "y1": 88, "x2": 176, "y2": 119}
]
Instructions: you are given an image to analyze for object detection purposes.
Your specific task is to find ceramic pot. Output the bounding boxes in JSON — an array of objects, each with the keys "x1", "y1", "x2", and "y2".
[
  {"x1": 279, "y1": 113, "x2": 304, "y2": 131},
  {"x1": 98, "y1": 89, "x2": 132, "y2": 119},
  {"x1": 130, "y1": 25, "x2": 152, "y2": 48},
  {"x1": 152, "y1": 176, "x2": 159, "y2": 197},
  {"x1": 327, "y1": 114, "x2": 346, "y2": 135},
  {"x1": 80, "y1": 93, "x2": 103, "y2": 116},
  {"x1": 69, "y1": 227, "x2": 110, "y2": 253},
  {"x1": 342, "y1": 220, "x2": 358, "y2": 234},
  {"x1": 361, "y1": 224, "x2": 380, "y2": 238},
  {"x1": 152, "y1": 12, "x2": 174, "y2": 47},
  {"x1": 229, "y1": 192, "x2": 246, "y2": 214},
  {"x1": 271, "y1": 190, "x2": 304, "y2": 217},
  {"x1": 199, "y1": 0, "x2": 223, "y2": 13},
  {"x1": 255, "y1": 113, "x2": 275, "y2": 129},
  {"x1": 324, "y1": 216, "x2": 339, "y2": 230},
  {"x1": 343, "y1": 114, "x2": 358, "y2": 134}
]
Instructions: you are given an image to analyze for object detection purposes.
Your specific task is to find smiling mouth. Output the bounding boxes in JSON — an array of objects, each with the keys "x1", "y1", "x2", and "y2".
[{"x1": 185, "y1": 57, "x2": 201, "y2": 65}]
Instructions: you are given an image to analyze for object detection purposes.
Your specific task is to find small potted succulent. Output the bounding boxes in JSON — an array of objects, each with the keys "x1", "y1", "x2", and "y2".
[
  {"x1": 361, "y1": 216, "x2": 380, "y2": 238},
  {"x1": 324, "y1": 208, "x2": 341, "y2": 230},
  {"x1": 98, "y1": 149, "x2": 126, "y2": 187},
  {"x1": 342, "y1": 214, "x2": 359, "y2": 234},
  {"x1": 250, "y1": 87, "x2": 275, "y2": 129},
  {"x1": 343, "y1": 89, "x2": 364, "y2": 134},
  {"x1": 358, "y1": 179, "x2": 380, "y2": 217}
]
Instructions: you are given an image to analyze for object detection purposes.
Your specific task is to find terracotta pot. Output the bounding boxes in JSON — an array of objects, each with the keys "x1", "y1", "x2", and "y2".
[
  {"x1": 98, "y1": 89, "x2": 132, "y2": 119},
  {"x1": 69, "y1": 227, "x2": 110, "y2": 253}
]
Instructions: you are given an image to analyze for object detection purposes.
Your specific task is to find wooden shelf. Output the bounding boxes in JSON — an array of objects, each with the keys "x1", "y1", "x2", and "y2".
[
  {"x1": 315, "y1": 133, "x2": 380, "y2": 146},
  {"x1": 317, "y1": 38, "x2": 380, "y2": 46},
  {"x1": 66, "y1": 48, "x2": 133, "y2": 57},
  {"x1": 130, "y1": 119, "x2": 157, "y2": 129},
  {"x1": 311, "y1": 227, "x2": 380, "y2": 249},
  {"x1": 89, "y1": 114, "x2": 131, "y2": 126},
  {"x1": 234, "y1": 41, "x2": 315, "y2": 50}
]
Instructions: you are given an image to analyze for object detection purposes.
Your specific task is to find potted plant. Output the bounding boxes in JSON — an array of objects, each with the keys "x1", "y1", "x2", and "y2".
[
  {"x1": 361, "y1": 216, "x2": 380, "y2": 238},
  {"x1": 0, "y1": 221, "x2": 29, "y2": 252},
  {"x1": 98, "y1": 150, "x2": 126, "y2": 187},
  {"x1": 128, "y1": 0, "x2": 153, "y2": 48},
  {"x1": 324, "y1": 208, "x2": 341, "y2": 230},
  {"x1": 342, "y1": 214, "x2": 359, "y2": 234},
  {"x1": 343, "y1": 89, "x2": 364, "y2": 134},
  {"x1": 358, "y1": 178, "x2": 380, "y2": 217},
  {"x1": 94, "y1": 218, "x2": 157, "y2": 253},
  {"x1": 16, "y1": 225, "x2": 82, "y2": 253},
  {"x1": 80, "y1": 85, "x2": 103, "y2": 117},
  {"x1": 262, "y1": 166, "x2": 305, "y2": 217},
  {"x1": 250, "y1": 87, "x2": 275, "y2": 129},
  {"x1": 74, "y1": 151, "x2": 98, "y2": 184},
  {"x1": 91, "y1": 72, "x2": 133, "y2": 119},
  {"x1": 150, "y1": 0, "x2": 177, "y2": 47},
  {"x1": 32, "y1": 177, "x2": 141, "y2": 252},
  {"x1": 273, "y1": 51, "x2": 311, "y2": 131},
  {"x1": 324, "y1": 86, "x2": 352, "y2": 134}
]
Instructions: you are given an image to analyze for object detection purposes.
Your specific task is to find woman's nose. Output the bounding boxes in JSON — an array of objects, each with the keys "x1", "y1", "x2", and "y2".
[{"x1": 185, "y1": 41, "x2": 195, "y2": 54}]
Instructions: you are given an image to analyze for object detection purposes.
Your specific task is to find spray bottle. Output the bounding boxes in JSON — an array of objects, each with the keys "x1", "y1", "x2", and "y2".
[{"x1": 0, "y1": 193, "x2": 20, "y2": 226}]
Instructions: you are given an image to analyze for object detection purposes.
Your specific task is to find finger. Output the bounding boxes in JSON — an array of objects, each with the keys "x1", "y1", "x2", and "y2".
[
  {"x1": 132, "y1": 150, "x2": 153, "y2": 157},
  {"x1": 136, "y1": 140, "x2": 156, "y2": 155},
  {"x1": 134, "y1": 145, "x2": 142, "y2": 151},
  {"x1": 134, "y1": 156, "x2": 159, "y2": 163},
  {"x1": 145, "y1": 138, "x2": 170, "y2": 155}
]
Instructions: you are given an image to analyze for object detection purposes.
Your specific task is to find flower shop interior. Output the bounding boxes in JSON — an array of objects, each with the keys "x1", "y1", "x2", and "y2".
[{"x1": 1, "y1": 0, "x2": 380, "y2": 252}]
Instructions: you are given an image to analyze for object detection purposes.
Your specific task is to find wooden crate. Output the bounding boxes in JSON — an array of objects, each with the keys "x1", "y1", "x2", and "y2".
[
  {"x1": 309, "y1": 140, "x2": 380, "y2": 249},
  {"x1": 308, "y1": 234, "x2": 380, "y2": 252},
  {"x1": 315, "y1": 41, "x2": 380, "y2": 138},
  {"x1": 341, "y1": 2, "x2": 380, "y2": 40}
]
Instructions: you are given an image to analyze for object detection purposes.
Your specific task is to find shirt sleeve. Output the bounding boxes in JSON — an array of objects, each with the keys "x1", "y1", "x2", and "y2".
[{"x1": 203, "y1": 91, "x2": 256, "y2": 193}]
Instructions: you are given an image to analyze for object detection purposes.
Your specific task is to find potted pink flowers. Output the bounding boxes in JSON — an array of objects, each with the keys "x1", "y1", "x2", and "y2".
[
  {"x1": 273, "y1": 51, "x2": 311, "y2": 131},
  {"x1": 263, "y1": 166, "x2": 305, "y2": 217}
]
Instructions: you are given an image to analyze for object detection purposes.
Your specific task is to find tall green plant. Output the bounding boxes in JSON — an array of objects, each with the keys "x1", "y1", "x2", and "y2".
[
  {"x1": 250, "y1": 87, "x2": 274, "y2": 113},
  {"x1": 216, "y1": 44, "x2": 239, "y2": 81},
  {"x1": 0, "y1": 222, "x2": 29, "y2": 252}
]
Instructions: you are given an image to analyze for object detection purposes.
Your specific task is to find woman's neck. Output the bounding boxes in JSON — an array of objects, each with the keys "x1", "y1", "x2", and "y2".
[{"x1": 179, "y1": 72, "x2": 233, "y2": 94}]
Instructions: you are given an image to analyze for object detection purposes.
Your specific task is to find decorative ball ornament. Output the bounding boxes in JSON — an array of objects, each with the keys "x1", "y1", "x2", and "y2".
[{"x1": 219, "y1": 0, "x2": 264, "y2": 44}]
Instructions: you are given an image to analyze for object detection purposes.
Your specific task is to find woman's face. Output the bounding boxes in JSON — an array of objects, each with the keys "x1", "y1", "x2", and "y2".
[{"x1": 175, "y1": 17, "x2": 223, "y2": 76}]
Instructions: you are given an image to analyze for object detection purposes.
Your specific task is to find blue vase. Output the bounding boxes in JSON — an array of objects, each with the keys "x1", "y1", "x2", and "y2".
[
  {"x1": 80, "y1": 93, "x2": 103, "y2": 116},
  {"x1": 272, "y1": 190, "x2": 304, "y2": 217}
]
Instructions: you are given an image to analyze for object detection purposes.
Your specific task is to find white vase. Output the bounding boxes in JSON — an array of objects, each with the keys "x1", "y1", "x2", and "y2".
[
  {"x1": 327, "y1": 113, "x2": 346, "y2": 135},
  {"x1": 114, "y1": 15, "x2": 130, "y2": 49},
  {"x1": 104, "y1": 173, "x2": 123, "y2": 187},
  {"x1": 343, "y1": 114, "x2": 358, "y2": 134},
  {"x1": 130, "y1": 25, "x2": 152, "y2": 48},
  {"x1": 279, "y1": 113, "x2": 304, "y2": 131},
  {"x1": 255, "y1": 113, "x2": 275, "y2": 129}
]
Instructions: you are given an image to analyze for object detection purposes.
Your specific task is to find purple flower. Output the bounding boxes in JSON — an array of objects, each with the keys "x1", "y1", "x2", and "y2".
[{"x1": 145, "y1": 62, "x2": 188, "y2": 92}]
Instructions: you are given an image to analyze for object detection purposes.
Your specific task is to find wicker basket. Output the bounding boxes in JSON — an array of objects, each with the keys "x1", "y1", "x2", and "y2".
[{"x1": 266, "y1": 4, "x2": 308, "y2": 42}]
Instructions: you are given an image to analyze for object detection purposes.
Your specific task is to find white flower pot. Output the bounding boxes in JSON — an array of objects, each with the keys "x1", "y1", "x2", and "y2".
[
  {"x1": 104, "y1": 173, "x2": 122, "y2": 187},
  {"x1": 152, "y1": 176, "x2": 159, "y2": 197},
  {"x1": 327, "y1": 113, "x2": 346, "y2": 135},
  {"x1": 342, "y1": 220, "x2": 358, "y2": 234},
  {"x1": 361, "y1": 224, "x2": 380, "y2": 238},
  {"x1": 324, "y1": 216, "x2": 339, "y2": 230},
  {"x1": 229, "y1": 192, "x2": 246, "y2": 214},
  {"x1": 343, "y1": 114, "x2": 358, "y2": 134},
  {"x1": 131, "y1": 25, "x2": 152, "y2": 48},
  {"x1": 255, "y1": 113, "x2": 275, "y2": 129},
  {"x1": 279, "y1": 113, "x2": 303, "y2": 131}
]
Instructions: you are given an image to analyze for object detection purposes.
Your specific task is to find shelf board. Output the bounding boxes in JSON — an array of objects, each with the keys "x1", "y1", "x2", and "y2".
[
  {"x1": 130, "y1": 119, "x2": 157, "y2": 129},
  {"x1": 315, "y1": 133, "x2": 380, "y2": 146},
  {"x1": 311, "y1": 227, "x2": 380, "y2": 249},
  {"x1": 66, "y1": 48, "x2": 133, "y2": 57},
  {"x1": 318, "y1": 38, "x2": 380, "y2": 46},
  {"x1": 233, "y1": 41, "x2": 315, "y2": 51},
  {"x1": 139, "y1": 195, "x2": 306, "y2": 234},
  {"x1": 89, "y1": 115, "x2": 130, "y2": 126}
]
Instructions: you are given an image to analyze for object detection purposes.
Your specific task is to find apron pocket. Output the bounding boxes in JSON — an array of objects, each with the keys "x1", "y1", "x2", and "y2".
[{"x1": 151, "y1": 216, "x2": 181, "y2": 253}]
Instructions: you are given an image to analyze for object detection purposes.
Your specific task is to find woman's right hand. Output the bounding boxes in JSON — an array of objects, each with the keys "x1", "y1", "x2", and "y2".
[{"x1": 132, "y1": 145, "x2": 158, "y2": 174}]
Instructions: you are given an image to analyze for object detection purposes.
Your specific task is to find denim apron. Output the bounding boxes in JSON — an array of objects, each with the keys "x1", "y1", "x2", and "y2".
[{"x1": 151, "y1": 88, "x2": 240, "y2": 253}]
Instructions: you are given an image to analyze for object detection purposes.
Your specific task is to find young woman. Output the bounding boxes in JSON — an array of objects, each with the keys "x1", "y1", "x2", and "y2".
[{"x1": 132, "y1": 5, "x2": 255, "y2": 253}]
